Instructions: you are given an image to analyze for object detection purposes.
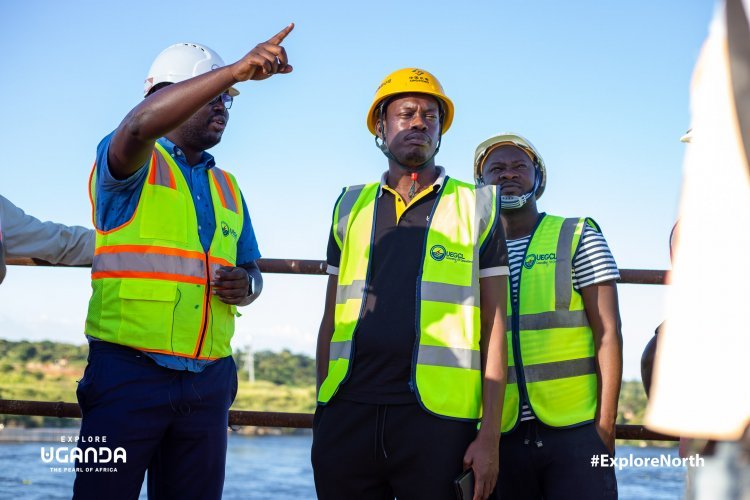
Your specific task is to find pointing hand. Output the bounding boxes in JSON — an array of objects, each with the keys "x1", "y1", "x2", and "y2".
[{"x1": 232, "y1": 23, "x2": 295, "y2": 82}]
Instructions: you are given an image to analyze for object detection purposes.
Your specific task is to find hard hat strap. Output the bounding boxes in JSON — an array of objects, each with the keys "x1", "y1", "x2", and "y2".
[{"x1": 500, "y1": 169, "x2": 542, "y2": 210}]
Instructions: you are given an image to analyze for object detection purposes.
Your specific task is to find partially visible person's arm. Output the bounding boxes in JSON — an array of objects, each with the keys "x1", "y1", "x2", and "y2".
[
  {"x1": 462, "y1": 192, "x2": 508, "y2": 500},
  {"x1": 0, "y1": 195, "x2": 94, "y2": 266},
  {"x1": 582, "y1": 281, "x2": 623, "y2": 453},
  {"x1": 463, "y1": 275, "x2": 507, "y2": 500},
  {"x1": 109, "y1": 24, "x2": 294, "y2": 179}
]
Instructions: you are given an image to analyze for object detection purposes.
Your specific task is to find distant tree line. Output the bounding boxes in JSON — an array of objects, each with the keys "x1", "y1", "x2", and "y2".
[
  {"x1": 234, "y1": 348, "x2": 315, "y2": 386},
  {"x1": 0, "y1": 339, "x2": 88, "y2": 367},
  {"x1": 0, "y1": 339, "x2": 316, "y2": 387}
]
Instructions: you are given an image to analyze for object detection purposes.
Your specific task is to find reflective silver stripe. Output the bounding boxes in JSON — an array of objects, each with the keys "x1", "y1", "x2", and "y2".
[
  {"x1": 329, "y1": 340, "x2": 352, "y2": 361},
  {"x1": 507, "y1": 368, "x2": 517, "y2": 384},
  {"x1": 421, "y1": 282, "x2": 477, "y2": 307},
  {"x1": 474, "y1": 185, "x2": 496, "y2": 246},
  {"x1": 417, "y1": 345, "x2": 481, "y2": 370},
  {"x1": 555, "y1": 218, "x2": 579, "y2": 310},
  {"x1": 518, "y1": 310, "x2": 589, "y2": 330},
  {"x1": 92, "y1": 252, "x2": 205, "y2": 278},
  {"x1": 209, "y1": 262, "x2": 238, "y2": 277},
  {"x1": 335, "y1": 185, "x2": 365, "y2": 245},
  {"x1": 152, "y1": 151, "x2": 173, "y2": 188},
  {"x1": 336, "y1": 279, "x2": 366, "y2": 304},
  {"x1": 212, "y1": 168, "x2": 239, "y2": 213},
  {"x1": 523, "y1": 357, "x2": 596, "y2": 383}
]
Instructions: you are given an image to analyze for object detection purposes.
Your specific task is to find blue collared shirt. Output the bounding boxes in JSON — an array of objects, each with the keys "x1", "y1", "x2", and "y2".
[{"x1": 90, "y1": 132, "x2": 260, "y2": 372}]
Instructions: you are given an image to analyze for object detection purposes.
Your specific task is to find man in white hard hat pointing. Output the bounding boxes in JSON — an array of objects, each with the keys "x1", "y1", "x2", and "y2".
[{"x1": 73, "y1": 25, "x2": 293, "y2": 500}]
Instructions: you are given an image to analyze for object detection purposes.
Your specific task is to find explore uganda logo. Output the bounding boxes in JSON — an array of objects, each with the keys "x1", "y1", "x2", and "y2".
[
  {"x1": 41, "y1": 436, "x2": 126, "y2": 474},
  {"x1": 430, "y1": 245, "x2": 472, "y2": 264},
  {"x1": 524, "y1": 252, "x2": 557, "y2": 269}
]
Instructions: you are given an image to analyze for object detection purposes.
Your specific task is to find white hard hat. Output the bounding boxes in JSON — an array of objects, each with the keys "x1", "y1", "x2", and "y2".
[
  {"x1": 680, "y1": 128, "x2": 693, "y2": 143},
  {"x1": 144, "y1": 42, "x2": 239, "y2": 97},
  {"x1": 474, "y1": 132, "x2": 547, "y2": 200}
]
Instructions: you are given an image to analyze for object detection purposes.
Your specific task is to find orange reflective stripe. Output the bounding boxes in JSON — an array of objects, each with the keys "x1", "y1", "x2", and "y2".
[
  {"x1": 93, "y1": 252, "x2": 205, "y2": 279},
  {"x1": 95, "y1": 244, "x2": 205, "y2": 260},
  {"x1": 209, "y1": 255, "x2": 234, "y2": 267},
  {"x1": 211, "y1": 168, "x2": 239, "y2": 213},
  {"x1": 148, "y1": 150, "x2": 176, "y2": 189},
  {"x1": 147, "y1": 151, "x2": 157, "y2": 184},
  {"x1": 91, "y1": 270, "x2": 205, "y2": 285},
  {"x1": 208, "y1": 256, "x2": 237, "y2": 278},
  {"x1": 212, "y1": 171, "x2": 229, "y2": 211},
  {"x1": 192, "y1": 290, "x2": 211, "y2": 358},
  {"x1": 221, "y1": 169, "x2": 239, "y2": 212},
  {"x1": 136, "y1": 345, "x2": 221, "y2": 361}
]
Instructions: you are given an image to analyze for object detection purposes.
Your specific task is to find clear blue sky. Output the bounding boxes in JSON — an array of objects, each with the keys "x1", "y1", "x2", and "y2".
[{"x1": 0, "y1": 0, "x2": 714, "y2": 379}]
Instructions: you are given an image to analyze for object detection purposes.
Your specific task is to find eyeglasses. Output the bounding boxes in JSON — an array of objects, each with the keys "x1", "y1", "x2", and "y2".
[{"x1": 209, "y1": 93, "x2": 233, "y2": 109}]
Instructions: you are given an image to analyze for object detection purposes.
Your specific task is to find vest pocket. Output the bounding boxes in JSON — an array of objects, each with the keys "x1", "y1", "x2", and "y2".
[
  {"x1": 139, "y1": 187, "x2": 188, "y2": 243},
  {"x1": 117, "y1": 280, "x2": 178, "y2": 349}
]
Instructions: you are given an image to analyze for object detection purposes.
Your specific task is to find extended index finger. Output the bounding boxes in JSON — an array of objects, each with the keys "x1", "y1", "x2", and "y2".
[{"x1": 267, "y1": 23, "x2": 294, "y2": 45}]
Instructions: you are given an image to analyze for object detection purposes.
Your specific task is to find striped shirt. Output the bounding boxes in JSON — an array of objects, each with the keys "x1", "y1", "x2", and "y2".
[{"x1": 508, "y1": 218, "x2": 620, "y2": 422}]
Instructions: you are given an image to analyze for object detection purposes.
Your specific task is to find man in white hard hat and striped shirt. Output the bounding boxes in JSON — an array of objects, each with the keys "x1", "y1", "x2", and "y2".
[
  {"x1": 475, "y1": 133, "x2": 622, "y2": 499},
  {"x1": 73, "y1": 25, "x2": 293, "y2": 499}
]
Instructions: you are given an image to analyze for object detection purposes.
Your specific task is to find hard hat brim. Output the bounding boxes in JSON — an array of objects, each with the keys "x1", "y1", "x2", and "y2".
[{"x1": 366, "y1": 91, "x2": 454, "y2": 136}]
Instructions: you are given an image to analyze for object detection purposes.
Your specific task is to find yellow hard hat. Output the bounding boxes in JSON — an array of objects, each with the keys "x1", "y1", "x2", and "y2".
[
  {"x1": 474, "y1": 132, "x2": 547, "y2": 200},
  {"x1": 366, "y1": 68, "x2": 455, "y2": 136}
]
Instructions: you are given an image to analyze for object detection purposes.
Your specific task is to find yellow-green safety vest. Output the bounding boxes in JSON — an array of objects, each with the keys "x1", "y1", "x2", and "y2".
[
  {"x1": 501, "y1": 215, "x2": 598, "y2": 432},
  {"x1": 85, "y1": 142, "x2": 244, "y2": 359},
  {"x1": 318, "y1": 177, "x2": 499, "y2": 421}
]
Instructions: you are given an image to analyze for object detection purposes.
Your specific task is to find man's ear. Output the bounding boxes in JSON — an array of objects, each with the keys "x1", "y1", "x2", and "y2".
[{"x1": 376, "y1": 117, "x2": 384, "y2": 141}]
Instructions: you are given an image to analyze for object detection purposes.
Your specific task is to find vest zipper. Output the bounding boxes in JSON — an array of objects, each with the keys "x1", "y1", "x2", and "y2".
[
  {"x1": 512, "y1": 213, "x2": 547, "y2": 421},
  {"x1": 194, "y1": 252, "x2": 212, "y2": 358},
  {"x1": 410, "y1": 184, "x2": 446, "y2": 402}
]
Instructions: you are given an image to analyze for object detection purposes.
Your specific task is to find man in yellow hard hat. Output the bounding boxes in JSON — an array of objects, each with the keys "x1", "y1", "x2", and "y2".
[
  {"x1": 474, "y1": 133, "x2": 622, "y2": 499},
  {"x1": 312, "y1": 68, "x2": 510, "y2": 500}
]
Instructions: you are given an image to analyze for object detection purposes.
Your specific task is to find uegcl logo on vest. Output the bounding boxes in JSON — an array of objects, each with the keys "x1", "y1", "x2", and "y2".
[
  {"x1": 524, "y1": 253, "x2": 557, "y2": 269},
  {"x1": 221, "y1": 221, "x2": 238, "y2": 240},
  {"x1": 430, "y1": 245, "x2": 472, "y2": 264}
]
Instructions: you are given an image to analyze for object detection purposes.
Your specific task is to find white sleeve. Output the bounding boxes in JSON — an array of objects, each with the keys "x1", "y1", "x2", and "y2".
[
  {"x1": 0, "y1": 195, "x2": 95, "y2": 265},
  {"x1": 571, "y1": 222, "x2": 620, "y2": 290}
]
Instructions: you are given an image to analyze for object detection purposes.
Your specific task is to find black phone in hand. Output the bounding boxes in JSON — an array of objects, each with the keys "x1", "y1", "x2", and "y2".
[{"x1": 454, "y1": 468, "x2": 475, "y2": 500}]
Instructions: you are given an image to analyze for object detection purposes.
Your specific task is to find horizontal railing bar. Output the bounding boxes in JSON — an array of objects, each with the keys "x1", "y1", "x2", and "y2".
[
  {"x1": 0, "y1": 399, "x2": 678, "y2": 441},
  {"x1": 6, "y1": 258, "x2": 667, "y2": 284}
]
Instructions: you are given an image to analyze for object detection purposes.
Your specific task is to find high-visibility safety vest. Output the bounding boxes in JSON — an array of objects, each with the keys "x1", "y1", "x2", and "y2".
[
  {"x1": 85, "y1": 142, "x2": 244, "y2": 359},
  {"x1": 317, "y1": 177, "x2": 499, "y2": 421},
  {"x1": 501, "y1": 215, "x2": 598, "y2": 432}
]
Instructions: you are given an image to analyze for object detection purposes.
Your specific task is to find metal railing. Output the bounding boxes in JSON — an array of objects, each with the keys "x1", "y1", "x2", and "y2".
[{"x1": 2, "y1": 257, "x2": 677, "y2": 442}]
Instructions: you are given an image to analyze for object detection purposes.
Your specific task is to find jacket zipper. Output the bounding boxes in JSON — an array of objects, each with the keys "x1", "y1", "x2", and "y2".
[
  {"x1": 512, "y1": 213, "x2": 547, "y2": 420},
  {"x1": 410, "y1": 184, "x2": 446, "y2": 396},
  {"x1": 194, "y1": 252, "x2": 211, "y2": 359}
]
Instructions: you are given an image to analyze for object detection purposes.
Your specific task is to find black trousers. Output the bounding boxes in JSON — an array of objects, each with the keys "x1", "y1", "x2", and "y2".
[
  {"x1": 491, "y1": 420, "x2": 618, "y2": 500},
  {"x1": 72, "y1": 341, "x2": 238, "y2": 500},
  {"x1": 311, "y1": 399, "x2": 478, "y2": 500}
]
